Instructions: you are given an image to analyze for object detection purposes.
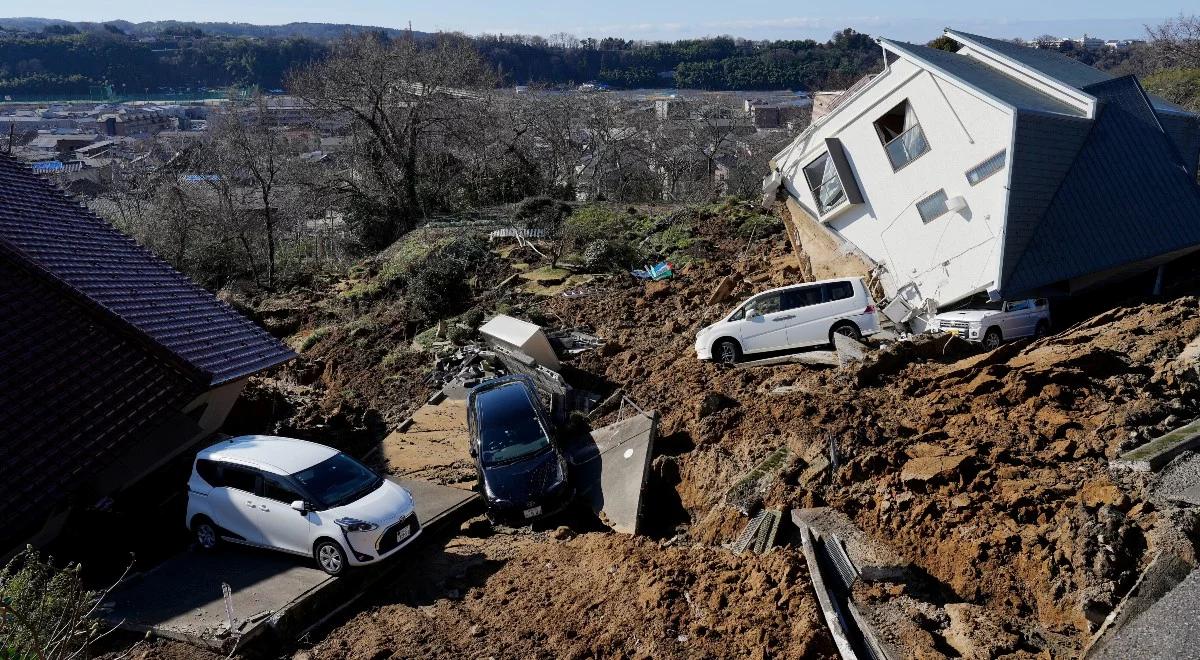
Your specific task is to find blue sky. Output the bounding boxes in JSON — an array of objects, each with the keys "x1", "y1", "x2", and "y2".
[{"x1": 13, "y1": 1, "x2": 1192, "y2": 42}]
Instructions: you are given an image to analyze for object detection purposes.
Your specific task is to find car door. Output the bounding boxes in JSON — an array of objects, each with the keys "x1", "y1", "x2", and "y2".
[
  {"x1": 206, "y1": 462, "x2": 267, "y2": 545},
  {"x1": 782, "y1": 284, "x2": 827, "y2": 347},
  {"x1": 255, "y1": 471, "x2": 315, "y2": 555},
  {"x1": 1004, "y1": 299, "x2": 1035, "y2": 338},
  {"x1": 737, "y1": 291, "x2": 789, "y2": 354}
]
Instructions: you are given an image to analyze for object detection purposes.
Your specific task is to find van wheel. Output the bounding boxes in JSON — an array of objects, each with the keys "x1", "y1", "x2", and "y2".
[
  {"x1": 714, "y1": 339, "x2": 742, "y2": 365},
  {"x1": 1034, "y1": 320, "x2": 1049, "y2": 338},
  {"x1": 315, "y1": 539, "x2": 348, "y2": 576},
  {"x1": 830, "y1": 322, "x2": 862, "y2": 344},
  {"x1": 983, "y1": 327, "x2": 1003, "y2": 350},
  {"x1": 193, "y1": 517, "x2": 219, "y2": 551}
]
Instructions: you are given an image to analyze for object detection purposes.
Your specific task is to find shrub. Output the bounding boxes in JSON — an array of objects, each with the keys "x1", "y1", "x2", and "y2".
[
  {"x1": 299, "y1": 326, "x2": 333, "y2": 352},
  {"x1": 0, "y1": 547, "x2": 112, "y2": 660},
  {"x1": 736, "y1": 214, "x2": 784, "y2": 239}
]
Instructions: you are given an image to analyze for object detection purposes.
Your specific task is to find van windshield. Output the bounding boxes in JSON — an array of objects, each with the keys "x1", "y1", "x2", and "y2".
[
  {"x1": 292, "y1": 453, "x2": 382, "y2": 509},
  {"x1": 476, "y1": 383, "x2": 551, "y2": 466}
]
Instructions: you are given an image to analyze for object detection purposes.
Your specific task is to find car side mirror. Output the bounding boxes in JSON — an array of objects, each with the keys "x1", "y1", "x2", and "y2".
[
  {"x1": 746, "y1": 308, "x2": 760, "y2": 319},
  {"x1": 290, "y1": 500, "x2": 308, "y2": 514}
]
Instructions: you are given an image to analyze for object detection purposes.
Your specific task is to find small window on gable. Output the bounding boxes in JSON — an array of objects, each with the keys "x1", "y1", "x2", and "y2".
[
  {"x1": 966, "y1": 150, "x2": 1006, "y2": 185},
  {"x1": 802, "y1": 152, "x2": 847, "y2": 215},
  {"x1": 917, "y1": 190, "x2": 950, "y2": 223},
  {"x1": 874, "y1": 101, "x2": 929, "y2": 170}
]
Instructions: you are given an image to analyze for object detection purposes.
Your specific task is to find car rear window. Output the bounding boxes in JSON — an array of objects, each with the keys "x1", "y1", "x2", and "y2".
[
  {"x1": 195, "y1": 459, "x2": 221, "y2": 486},
  {"x1": 825, "y1": 281, "x2": 854, "y2": 302}
]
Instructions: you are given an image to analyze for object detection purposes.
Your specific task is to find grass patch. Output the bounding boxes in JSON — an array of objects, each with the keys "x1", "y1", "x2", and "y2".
[{"x1": 298, "y1": 326, "x2": 333, "y2": 352}]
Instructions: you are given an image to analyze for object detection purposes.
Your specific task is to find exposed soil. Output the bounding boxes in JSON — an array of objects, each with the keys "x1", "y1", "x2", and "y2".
[{"x1": 307, "y1": 530, "x2": 835, "y2": 660}]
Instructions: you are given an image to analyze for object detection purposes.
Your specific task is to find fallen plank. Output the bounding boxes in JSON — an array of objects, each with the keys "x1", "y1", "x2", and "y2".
[
  {"x1": 1112, "y1": 418, "x2": 1200, "y2": 472},
  {"x1": 736, "y1": 351, "x2": 839, "y2": 369}
]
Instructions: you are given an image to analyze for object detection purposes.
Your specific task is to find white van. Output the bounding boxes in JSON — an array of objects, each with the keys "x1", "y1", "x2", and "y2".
[{"x1": 695, "y1": 277, "x2": 880, "y2": 364}]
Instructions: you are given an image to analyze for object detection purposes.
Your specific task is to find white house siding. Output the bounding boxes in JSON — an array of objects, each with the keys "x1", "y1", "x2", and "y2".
[{"x1": 776, "y1": 56, "x2": 1015, "y2": 307}]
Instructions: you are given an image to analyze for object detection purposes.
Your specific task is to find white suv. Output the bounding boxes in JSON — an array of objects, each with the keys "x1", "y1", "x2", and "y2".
[
  {"x1": 695, "y1": 277, "x2": 880, "y2": 364},
  {"x1": 185, "y1": 435, "x2": 420, "y2": 576},
  {"x1": 932, "y1": 296, "x2": 1050, "y2": 350}
]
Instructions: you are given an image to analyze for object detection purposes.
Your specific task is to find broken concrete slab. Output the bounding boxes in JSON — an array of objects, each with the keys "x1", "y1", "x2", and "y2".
[
  {"x1": 567, "y1": 411, "x2": 657, "y2": 534},
  {"x1": 104, "y1": 479, "x2": 479, "y2": 653},
  {"x1": 1112, "y1": 418, "x2": 1200, "y2": 472},
  {"x1": 1090, "y1": 565, "x2": 1200, "y2": 660},
  {"x1": 834, "y1": 332, "x2": 868, "y2": 365},
  {"x1": 791, "y1": 508, "x2": 911, "y2": 582},
  {"x1": 1085, "y1": 551, "x2": 1193, "y2": 658},
  {"x1": 1169, "y1": 483, "x2": 1200, "y2": 507},
  {"x1": 382, "y1": 398, "x2": 472, "y2": 485},
  {"x1": 707, "y1": 274, "x2": 739, "y2": 305},
  {"x1": 736, "y1": 350, "x2": 840, "y2": 369}
]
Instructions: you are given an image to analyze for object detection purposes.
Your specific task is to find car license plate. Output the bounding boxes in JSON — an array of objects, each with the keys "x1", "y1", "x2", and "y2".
[
  {"x1": 523, "y1": 505, "x2": 543, "y2": 519},
  {"x1": 396, "y1": 526, "x2": 411, "y2": 543}
]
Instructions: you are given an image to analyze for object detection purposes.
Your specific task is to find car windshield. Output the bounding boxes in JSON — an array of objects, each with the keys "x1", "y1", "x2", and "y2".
[
  {"x1": 477, "y1": 384, "x2": 551, "y2": 466},
  {"x1": 291, "y1": 453, "x2": 382, "y2": 509}
]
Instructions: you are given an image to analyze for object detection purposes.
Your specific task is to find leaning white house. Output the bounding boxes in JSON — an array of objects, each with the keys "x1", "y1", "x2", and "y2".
[{"x1": 767, "y1": 29, "x2": 1200, "y2": 326}]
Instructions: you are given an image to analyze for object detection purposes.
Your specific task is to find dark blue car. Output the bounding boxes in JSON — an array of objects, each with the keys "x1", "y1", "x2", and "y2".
[{"x1": 466, "y1": 375, "x2": 573, "y2": 524}]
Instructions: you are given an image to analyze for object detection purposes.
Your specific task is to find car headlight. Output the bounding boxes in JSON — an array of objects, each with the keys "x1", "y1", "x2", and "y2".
[{"x1": 334, "y1": 517, "x2": 378, "y2": 532}]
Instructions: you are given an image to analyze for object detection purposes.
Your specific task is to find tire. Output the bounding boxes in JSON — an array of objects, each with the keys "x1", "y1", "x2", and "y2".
[
  {"x1": 713, "y1": 339, "x2": 742, "y2": 365},
  {"x1": 830, "y1": 322, "x2": 862, "y2": 344},
  {"x1": 1034, "y1": 320, "x2": 1049, "y2": 339},
  {"x1": 314, "y1": 539, "x2": 348, "y2": 576},
  {"x1": 982, "y1": 327, "x2": 1003, "y2": 351},
  {"x1": 193, "y1": 517, "x2": 220, "y2": 551}
]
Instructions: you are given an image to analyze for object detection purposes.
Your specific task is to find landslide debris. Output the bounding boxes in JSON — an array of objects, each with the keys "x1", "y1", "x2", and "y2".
[{"x1": 308, "y1": 531, "x2": 836, "y2": 660}]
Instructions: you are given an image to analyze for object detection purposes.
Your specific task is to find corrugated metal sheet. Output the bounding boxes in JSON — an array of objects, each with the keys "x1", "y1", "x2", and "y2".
[{"x1": 0, "y1": 155, "x2": 294, "y2": 385}]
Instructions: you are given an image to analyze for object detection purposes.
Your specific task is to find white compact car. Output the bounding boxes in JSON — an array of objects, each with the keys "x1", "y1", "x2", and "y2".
[
  {"x1": 932, "y1": 297, "x2": 1050, "y2": 350},
  {"x1": 185, "y1": 435, "x2": 420, "y2": 575},
  {"x1": 695, "y1": 277, "x2": 880, "y2": 364}
]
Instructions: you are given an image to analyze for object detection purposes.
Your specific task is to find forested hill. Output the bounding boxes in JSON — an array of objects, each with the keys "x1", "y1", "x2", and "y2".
[{"x1": 0, "y1": 19, "x2": 881, "y2": 99}]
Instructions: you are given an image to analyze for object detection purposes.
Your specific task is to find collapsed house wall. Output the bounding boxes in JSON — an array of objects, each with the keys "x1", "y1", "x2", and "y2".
[
  {"x1": 773, "y1": 55, "x2": 1016, "y2": 309},
  {"x1": 779, "y1": 196, "x2": 875, "y2": 284}
]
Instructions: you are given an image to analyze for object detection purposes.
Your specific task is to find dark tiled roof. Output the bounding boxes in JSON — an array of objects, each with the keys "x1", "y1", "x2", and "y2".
[
  {"x1": 0, "y1": 155, "x2": 294, "y2": 385},
  {"x1": 0, "y1": 257, "x2": 202, "y2": 548},
  {"x1": 882, "y1": 40, "x2": 1086, "y2": 117},
  {"x1": 1001, "y1": 76, "x2": 1200, "y2": 296},
  {"x1": 946, "y1": 30, "x2": 1114, "y2": 89}
]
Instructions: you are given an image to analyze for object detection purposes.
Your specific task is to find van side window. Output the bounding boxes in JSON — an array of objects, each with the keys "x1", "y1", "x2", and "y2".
[
  {"x1": 221, "y1": 465, "x2": 259, "y2": 493},
  {"x1": 751, "y1": 292, "x2": 781, "y2": 314},
  {"x1": 195, "y1": 459, "x2": 221, "y2": 487},
  {"x1": 825, "y1": 281, "x2": 854, "y2": 302},
  {"x1": 783, "y1": 286, "x2": 822, "y2": 310},
  {"x1": 1006, "y1": 300, "x2": 1033, "y2": 312},
  {"x1": 260, "y1": 474, "x2": 303, "y2": 503}
]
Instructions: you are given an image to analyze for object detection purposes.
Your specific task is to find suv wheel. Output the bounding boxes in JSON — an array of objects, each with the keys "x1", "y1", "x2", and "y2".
[
  {"x1": 714, "y1": 339, "x2": 741, "y2": 365},
  {"x1": 315, "y1": 539, "x2": 348, "y2": 576},
  {"x1": 1034, "y1": 320, "x2": 1049, "y2": 338},
  {"x1": 982, "y1": 327, "x2": 1003, "y2": 351},
  {"x1": 193, "y1": 518, "x2": 219, "y2": 551},
  {"x1": 830, "y1": 322, "x2": 862, "y2": 344}
]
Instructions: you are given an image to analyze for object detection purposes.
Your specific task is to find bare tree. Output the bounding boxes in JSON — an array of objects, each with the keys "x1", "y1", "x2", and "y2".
[
  {"x1": 1146, "y1": 14, "x2": 1200, "y2": 70},
  {"x1": 289, "y1": 32, "x2": 496, "y2": 246}
]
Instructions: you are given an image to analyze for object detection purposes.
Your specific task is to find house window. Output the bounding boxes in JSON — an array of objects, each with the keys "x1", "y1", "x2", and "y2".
[
  {"x1": 802, "y1": 152, "x2": 847, "y2": 215},
  {"x1": 917, "y1": 190, "x2": 950, "y2": 223},
  {"x1": 966, "y1": 151, "x2": 1006, "y2": 185},
  {"x1": 874, "y1": 101, "x2": 929, "y2": 170}
]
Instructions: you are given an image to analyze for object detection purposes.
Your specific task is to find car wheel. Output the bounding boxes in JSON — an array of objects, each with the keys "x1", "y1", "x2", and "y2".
[
  {"x1": 830, "y1": 322, "x2": 862, "y2": 344},
  {"x1": 714, "y1": 339, "x2": 741, "y2": 365},
  {"x1": 1034, "y1": 320, "x2": 1049, "y2": 339},
  {"x1": 315, "y1": 539, "x2": 348, "y2": 576},
  {"x1": 983, "y1": 327, "x2": 1003, "y2": 351},
  {"x1": 193, "y1": 517, "x2": 219, "y2": 551}
]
